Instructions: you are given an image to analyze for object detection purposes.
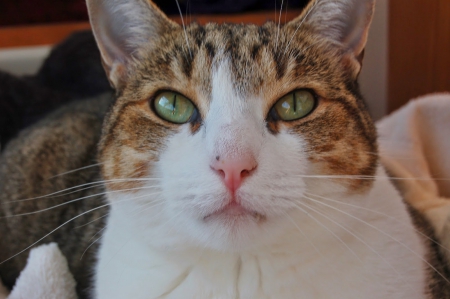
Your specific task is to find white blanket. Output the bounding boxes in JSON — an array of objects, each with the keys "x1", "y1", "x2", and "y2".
[
  {"x1": 1, "y1": 93, "x2": 450, "y2": 298},
  {"x1": 0, "y1": 243, "x2": 77, "y2": 299},
  {"x1": 377, "y1": 93, "x2": 450, "y2": 259}
]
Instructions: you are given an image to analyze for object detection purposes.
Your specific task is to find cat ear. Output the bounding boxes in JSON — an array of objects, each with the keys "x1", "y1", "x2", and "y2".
[
  {"x1": 86, "y1": 0, "x2": 179, "y2": 89},
  {"x1": 288, "y1": 0, "x2": 375, "y2": 77}
]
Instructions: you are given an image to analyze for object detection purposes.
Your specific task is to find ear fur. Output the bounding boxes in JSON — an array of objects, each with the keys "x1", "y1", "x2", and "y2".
[
  {"x1": 288, "y1": 0, "x2": 375, "y2": 77},
  {"x1": 86, "y1": 0, "x2": 179, "y2": 89}
]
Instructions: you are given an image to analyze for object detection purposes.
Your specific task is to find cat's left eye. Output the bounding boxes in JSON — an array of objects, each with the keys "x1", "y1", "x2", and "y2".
[
  {"x1": 272, "y1": 90, "x2": 316, "y2": 121},
  {"x1": 153, "y1": 91, "x2": 196, "y2": 124}
]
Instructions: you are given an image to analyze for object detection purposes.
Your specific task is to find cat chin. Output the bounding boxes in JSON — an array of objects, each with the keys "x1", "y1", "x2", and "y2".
[
  {"x1": 202, "y1": 216, "x2": 266, "y2": 251},
  {"x1": 177, "y1": 209, "x2": 298, "y2": 253}
]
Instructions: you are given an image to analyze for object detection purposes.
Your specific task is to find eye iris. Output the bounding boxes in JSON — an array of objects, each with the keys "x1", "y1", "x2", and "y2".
[
  {"x1": 154, "y1": 92, "x2": 195, "y2": 124},
  {"x1": 275, "y1": 90, "x2": 315, "y2": 121}
]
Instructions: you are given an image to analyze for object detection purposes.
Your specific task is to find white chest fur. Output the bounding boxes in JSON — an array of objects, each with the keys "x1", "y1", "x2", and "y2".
[{"x1": 95, "y1": 167, "x2": 426, "y2": 299}]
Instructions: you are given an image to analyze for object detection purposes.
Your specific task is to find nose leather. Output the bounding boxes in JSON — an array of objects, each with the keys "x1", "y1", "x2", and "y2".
[{"x1": 211, "y1": 155, "x2": 257, "y2": 193}]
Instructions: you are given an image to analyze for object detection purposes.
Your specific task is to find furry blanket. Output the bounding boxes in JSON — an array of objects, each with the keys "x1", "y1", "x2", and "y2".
[
  {"x1": 0, "y1": 244, "x2": 77, "y2": 299},
  {"x1": 377, "y1": 93, "x2": 450, "y2": 265},
  {"x1": 0, "y1": 93, "x2": 449, "y2": 298}
]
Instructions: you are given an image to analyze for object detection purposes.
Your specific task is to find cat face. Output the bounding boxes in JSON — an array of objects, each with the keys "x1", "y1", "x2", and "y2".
[{"x1": 89, "y1": 0, "x2": 377, "y2": 251}]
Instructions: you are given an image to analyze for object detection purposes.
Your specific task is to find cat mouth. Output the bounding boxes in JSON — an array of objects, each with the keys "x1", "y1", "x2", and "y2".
[{"x1": 203, "y1": 201, "x2": 266, "y2": 222}]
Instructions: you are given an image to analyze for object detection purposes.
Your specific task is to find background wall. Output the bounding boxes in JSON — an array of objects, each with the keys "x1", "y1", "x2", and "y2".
[{"x1": 388, "y1": 0, "x2": 450, "y2": 112}]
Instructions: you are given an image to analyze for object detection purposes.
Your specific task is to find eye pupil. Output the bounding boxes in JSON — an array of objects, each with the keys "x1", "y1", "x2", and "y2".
[{"x1": 172, "y1": 94, "x2": 177, "y2": 115}]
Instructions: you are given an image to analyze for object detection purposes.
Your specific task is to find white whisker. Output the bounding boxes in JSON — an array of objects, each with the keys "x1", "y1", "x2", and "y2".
[
  {"x1": 2, "y1": 178, "x2": 163, "y2": 204},
  {"x1": 274, "y1": 0, "x2": 285, "y2": 52},
  {"x1": 80, "y1": 235, "x2": 103, "y2": 261},
  {"x1": 292, "y1": 174, "x2": 450, "y2": 181},
  {"x1": 2, "y1": 187, "x2": 162, "y2": 218},
  {"x1": 103, "y1": 208, "x2": 184, "y2": 268},
  {"x1": 0, "y1": 202, "x2": 111, "y2": 265},
  {"x1": 301, "y1": 195, "x2": 402, "y2": 277},
  {"x1": 283, "y1": 0, "x2": 319, "y2": 56},
  {"x1": 303, "y1": 191, "x2": 450, "y2": 255},
  {"x1": 302, "y1": 194, "x2": 450, "y2": 284},
  {"x1": 132, "y1": 199, "x2": 166, "y2": 215},
  {"x1": 73, "y1": 213, "x2": 109, "y2": 229},
  {"x1": 284, "y1": 212, "x2": 324, "y2": 257},
  {"x1": 291, "y1": 200, "x2": 363, "y2": 263},
  {"x1": 80, "y1": 199, "x2": 164, "y2": 261},
  {"x1": 175, "y1": 0, "x2": 192, "y2": 59},
  {"x1": 80, "y1": 224, "x2": 110, "y2": 261},
  {"x1": 49, "y1": 163, "x2": 103, "y2": 179}
]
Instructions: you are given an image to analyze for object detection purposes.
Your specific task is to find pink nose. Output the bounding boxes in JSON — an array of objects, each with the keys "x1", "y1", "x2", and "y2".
[{"x1": 211, "y1": 155, "x2": 257, "y2": 193}]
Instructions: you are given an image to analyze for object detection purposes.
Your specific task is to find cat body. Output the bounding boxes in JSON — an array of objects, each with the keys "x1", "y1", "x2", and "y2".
[{"x1": 1, "y1": 0, "x2": 448, "y2": 298}]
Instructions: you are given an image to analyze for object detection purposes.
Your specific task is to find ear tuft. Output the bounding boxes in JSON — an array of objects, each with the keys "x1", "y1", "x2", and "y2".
[{"x1": 86, "y1": 0, "x2": 178, "y2": 89}]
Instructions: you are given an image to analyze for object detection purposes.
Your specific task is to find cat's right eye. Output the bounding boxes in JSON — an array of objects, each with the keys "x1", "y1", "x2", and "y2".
[
  {"x1": 153, "y1": 91, "x2": 196, "y2": 124},
  {"x1": 272, "y1": 90, "x2": 316, "y2": 121}
]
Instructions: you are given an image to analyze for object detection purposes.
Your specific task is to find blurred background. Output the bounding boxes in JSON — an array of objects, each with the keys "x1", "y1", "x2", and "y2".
[{"x1": 0, "y1": 0, "x2": 308, "y2": 26}]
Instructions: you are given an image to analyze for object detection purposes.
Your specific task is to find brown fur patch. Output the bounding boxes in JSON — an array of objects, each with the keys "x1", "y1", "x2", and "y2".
[
  {"x1": 99, "y1": 99, "x2": 174, "y2": 191},
  {"x1": 289, "y1": 99, "x2": 377, "y2": 191}
]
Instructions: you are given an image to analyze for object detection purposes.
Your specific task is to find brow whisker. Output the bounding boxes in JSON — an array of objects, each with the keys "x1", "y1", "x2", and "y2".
[
  {"x1": 274, "y1": 0, "x2": 285, "y2": 52},
  {"x1": 283, "y1": 0, "x2": 319, "y2": 56},
  {"x1": 175, "y1": 0, "x2": 192, "y2": 59}
]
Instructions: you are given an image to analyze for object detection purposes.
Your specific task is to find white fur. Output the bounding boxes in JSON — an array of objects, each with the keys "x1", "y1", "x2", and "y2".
[
  {"x1": 5, "y1": 243, "x2": 77, "y2": 299},
  {"x1": 95, "y1": 61, "x2": 426, "y2": 298}
]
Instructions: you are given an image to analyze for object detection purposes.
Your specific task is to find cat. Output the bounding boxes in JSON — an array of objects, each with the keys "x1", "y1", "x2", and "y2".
[{"x1": 1, "y1": 0, "x2": 450, "y2": 298}]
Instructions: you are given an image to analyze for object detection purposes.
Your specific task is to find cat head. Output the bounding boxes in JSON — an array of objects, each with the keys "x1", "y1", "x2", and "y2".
[{"x1": 87, "y1": 0, "x2": 378, "y2": 251}]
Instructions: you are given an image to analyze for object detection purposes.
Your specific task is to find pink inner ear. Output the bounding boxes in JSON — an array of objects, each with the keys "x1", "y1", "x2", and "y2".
[{"x1": 86, "y1": 0, "x2": 178, "y2": 89}]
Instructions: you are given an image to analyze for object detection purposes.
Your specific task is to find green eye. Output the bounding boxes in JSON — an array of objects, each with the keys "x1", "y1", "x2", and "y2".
[
  {"x1": 153, "y1": 92, "x2": 195, "y2": 124},
  {"x1": 273, "y1": 90, "x2": 316, "y2": 121}
]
